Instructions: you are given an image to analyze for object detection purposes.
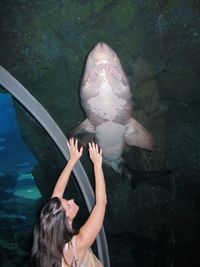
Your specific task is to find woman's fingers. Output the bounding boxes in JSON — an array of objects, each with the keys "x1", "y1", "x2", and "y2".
[
  {"x1": 67, "y1": 138, "x2": 83, "y2": 154},
  {"x1": 75, "y1": 139, "x2": 78, "y2": 149},
  {"x1": 88, "y1": 142, "x2": 102, "y2": 155},
  {"x1": 99, "y1": 147, "x2": 102, "y2": 155},
  {"x1": 67, "y1": 141, "x2": 70, "y2": 150},
  {"x1": 79, "y1": 145, "x2": 84, "y2": 154},
  {"x1": 92, "y1": 142, "x2": 97, "y2": 154}
]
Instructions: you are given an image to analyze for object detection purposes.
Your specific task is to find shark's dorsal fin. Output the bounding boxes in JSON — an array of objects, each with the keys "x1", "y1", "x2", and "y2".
[{"x1": 124, "y1": 118, "x2": 155, "y2": 151}]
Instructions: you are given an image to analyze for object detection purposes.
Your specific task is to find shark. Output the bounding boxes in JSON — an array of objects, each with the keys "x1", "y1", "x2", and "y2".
[{"x1": 70, "y1": 42, "x2": 155, "y2": 173}]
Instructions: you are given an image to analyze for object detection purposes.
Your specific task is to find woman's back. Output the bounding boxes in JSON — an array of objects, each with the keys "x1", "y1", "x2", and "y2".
[
  {"x1": 62, "y1": 236, "x2": 88, "y2": 267},
  {"x1": 62, "y1": 235, "x2": 103, "y2": 267}
]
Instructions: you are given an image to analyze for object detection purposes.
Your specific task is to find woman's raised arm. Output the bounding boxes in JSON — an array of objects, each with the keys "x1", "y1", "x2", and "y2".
[
  {"x1": 51, "y1": 138, "x2": 83, "y2": 198},
  {"x1": 77, "y1": 142, "x2": 107, "y2": 250}
]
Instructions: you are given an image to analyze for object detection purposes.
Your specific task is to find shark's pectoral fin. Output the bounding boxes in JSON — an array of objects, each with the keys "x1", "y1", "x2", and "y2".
[
  {"x1": 67, "y1": 119, "x2": 96, "y2": 146},
  {"x1": 124, "y1": 118, "x2": 155, "y2": 151}
]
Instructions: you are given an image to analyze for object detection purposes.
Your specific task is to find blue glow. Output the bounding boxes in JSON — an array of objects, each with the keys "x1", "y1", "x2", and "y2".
[{"x1": 0, "y1": 93, "x2": 37, "y2": 174}]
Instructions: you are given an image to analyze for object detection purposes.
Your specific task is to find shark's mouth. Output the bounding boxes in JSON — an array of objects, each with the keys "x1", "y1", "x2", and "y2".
[{"x1": 95, "y1": 62, "x2": 115, "y2": 74}]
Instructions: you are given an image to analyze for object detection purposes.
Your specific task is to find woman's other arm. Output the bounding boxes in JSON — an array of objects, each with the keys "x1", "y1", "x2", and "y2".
[
  {"x1": 77, "y1": 142, "x2": 107, "y2": 249},
  {"x1": 51, "y1": 138, "x2": 83, "y2": 198}
]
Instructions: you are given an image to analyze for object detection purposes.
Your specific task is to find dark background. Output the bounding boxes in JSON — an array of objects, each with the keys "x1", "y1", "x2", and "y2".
[{"x1": 0, "y1": 0, "x2": 199, "y2": 266}]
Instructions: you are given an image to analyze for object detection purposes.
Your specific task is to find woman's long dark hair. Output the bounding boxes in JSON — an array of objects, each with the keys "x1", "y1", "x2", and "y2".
[{"x1": 31, "y1": 197, "x2": 77, "y2": 267}]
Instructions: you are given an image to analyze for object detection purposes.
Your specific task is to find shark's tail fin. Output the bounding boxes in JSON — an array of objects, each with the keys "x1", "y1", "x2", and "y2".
[{"x1": 120, "y1": 164, "x2": 171, "y2": 189}]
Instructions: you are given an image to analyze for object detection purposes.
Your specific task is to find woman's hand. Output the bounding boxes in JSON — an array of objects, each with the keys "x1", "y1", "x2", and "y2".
[
  {"x1": 67, "y1": 138, "x2": 83, "y2": 163},
  {"x1": 51, "y1": 138, "x2": 83, "y2": 198},
  {"x1": 88, "y1": 142, "x2": 103, "y2": 166}
]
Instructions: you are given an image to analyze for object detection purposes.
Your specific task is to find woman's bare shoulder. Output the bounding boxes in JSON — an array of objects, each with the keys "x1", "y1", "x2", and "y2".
[{"x1": 63, "y1": 235, "x2": 88, "y2": 266}]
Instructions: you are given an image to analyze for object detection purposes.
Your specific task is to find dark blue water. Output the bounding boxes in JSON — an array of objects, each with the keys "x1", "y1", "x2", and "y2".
[{"x1": 0, "y1": 93, "x2": 37, "y2": 174}]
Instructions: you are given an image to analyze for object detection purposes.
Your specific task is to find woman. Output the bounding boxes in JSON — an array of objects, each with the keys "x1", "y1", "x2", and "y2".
[{"x1": 31, "y1": 138, "x2": 107, "y2": 267}]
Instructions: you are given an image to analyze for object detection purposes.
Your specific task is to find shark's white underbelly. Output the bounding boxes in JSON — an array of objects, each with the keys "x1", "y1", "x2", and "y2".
[
  {"x1": 95, "y1": 121, "x2": 125, "y2": 161},
  {"x1": 87, "y1": 81, "x2": 126, "y2": 120}
]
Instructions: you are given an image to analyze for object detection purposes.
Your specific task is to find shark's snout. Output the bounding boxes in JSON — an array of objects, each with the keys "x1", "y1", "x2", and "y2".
[
  {"x1": 95, "y1": 42, "x2": 108, "y2": 50},
  {"x1": 90, "y1": 42, "x2": 115, "y2": 63}
]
